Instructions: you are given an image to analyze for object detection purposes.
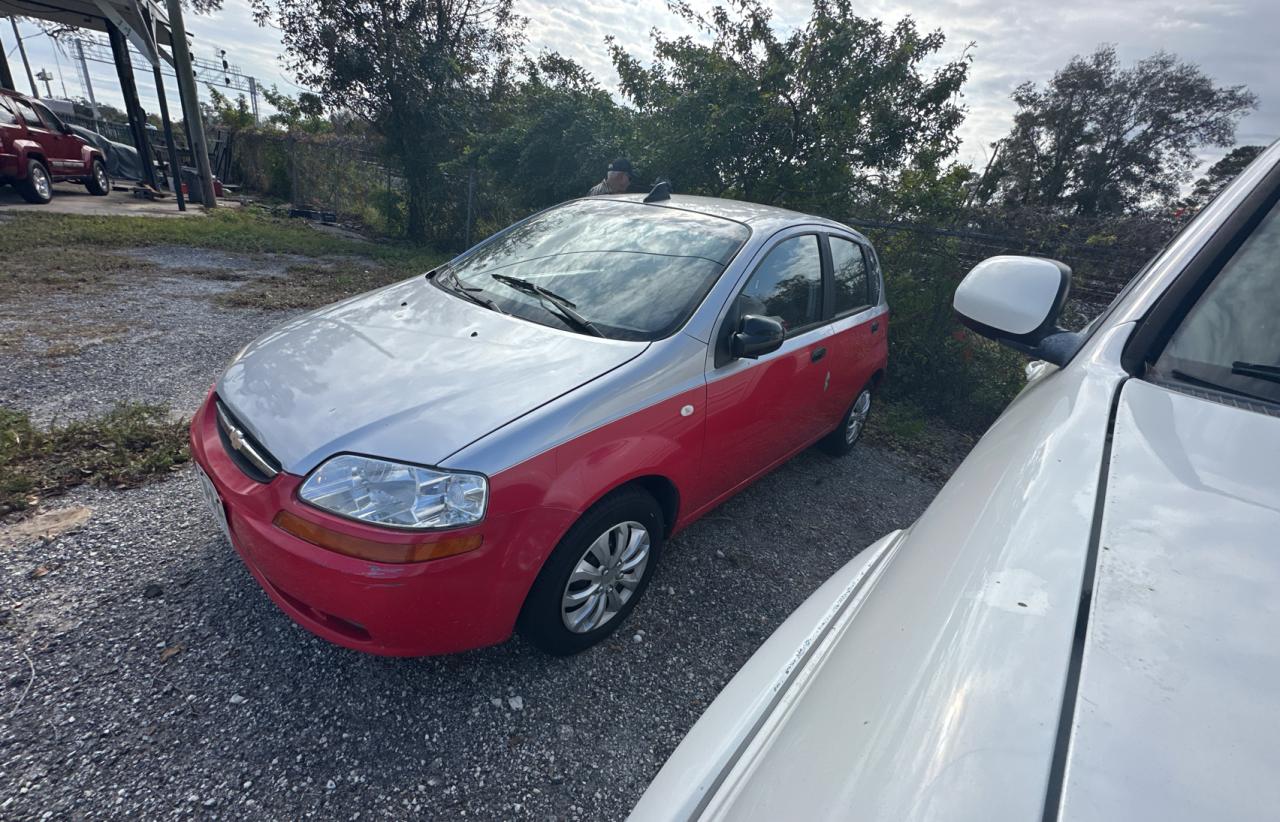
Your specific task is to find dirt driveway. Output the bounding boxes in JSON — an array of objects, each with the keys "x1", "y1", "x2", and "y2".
[{"x1": 0, "y1": 230, "x2": 951, "y2": 820}]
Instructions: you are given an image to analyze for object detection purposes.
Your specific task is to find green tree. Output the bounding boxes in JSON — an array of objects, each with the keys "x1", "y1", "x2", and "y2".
[
  {"x1": 203, "y1": 87, "x2": 257, "y2": 131},
  {"x1": 262, "y1": 85, "x2": 334, "y2": 134},
  {"x1": 250, "y1": 0, "x2": 524, "y2": 242},
  {"x1": 464, "y1": 54, "x2": 634, "y2": 209},
  {"x1": 1183, "y1": 144, "x2": 1265, "y2": 209},
  {"x1": 981, "y1": 46, "x2": 1256, "y2": 215},
  {"x1": 609, "y1": 0, "x2": 970, "y2": 216}
]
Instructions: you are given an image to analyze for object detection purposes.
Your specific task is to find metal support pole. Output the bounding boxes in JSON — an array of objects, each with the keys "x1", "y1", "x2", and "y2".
[
  {"x1": 74, "y1": 39, "x2": 102, "y2": 127},
  {"x1": 140, "y1": 11, "x2": 184, "y2": 211},
  {"x1": 106, "y1": 20, "x2": 159, "y2": 190},
  {"x1": 10, "y1": 18, "x2": 37, "y2": 97},
  {"x1": 164, "y1": 0, "x2": 216, "y2": 207},
  {"x1": 0, "y1": 24, "x2": 15, "y2": 91},
  {"x1": 248, "y1": 75, "x2": 259, "y2": 125}
]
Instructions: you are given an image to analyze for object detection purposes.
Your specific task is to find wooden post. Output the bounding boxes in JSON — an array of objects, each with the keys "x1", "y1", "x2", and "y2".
[{"x1": 164, "y1": 0, "x2": 216, "y2": 207}]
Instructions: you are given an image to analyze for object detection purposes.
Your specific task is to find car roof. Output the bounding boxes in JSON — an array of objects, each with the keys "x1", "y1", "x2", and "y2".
[{"x1": 583, "y1": 193, "x2": 868, "y2": 241}]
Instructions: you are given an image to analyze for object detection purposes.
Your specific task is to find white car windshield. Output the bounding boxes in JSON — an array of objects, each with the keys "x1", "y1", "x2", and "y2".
[{"x1": 443, "y1": 199, "x2": 751, "y2": 340}]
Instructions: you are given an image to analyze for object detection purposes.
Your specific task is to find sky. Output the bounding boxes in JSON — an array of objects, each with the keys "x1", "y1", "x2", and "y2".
[{"x1": 5, "y1": 0, "x2": 1276, "y2": 172}]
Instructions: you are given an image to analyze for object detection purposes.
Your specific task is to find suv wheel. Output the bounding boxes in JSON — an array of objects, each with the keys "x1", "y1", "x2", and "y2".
[
  {"x1": 18, "y1": 159, "x2": 52, "y2": 204},
  {"x1": 820, "y1": 384, "x2": 873, "y2": 456},
  {"x1": 518, "y1": 487, "x2": 664, "y2": 655},
  {"x1": 86, "y1": 158, "x2": 110, "y2": 196}
]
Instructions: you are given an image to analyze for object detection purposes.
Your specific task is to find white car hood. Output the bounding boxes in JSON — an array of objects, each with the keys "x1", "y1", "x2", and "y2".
[
  {"x1": 1058, "y1": 378, "x2": 1280, "y2": 820},
  {"x1": 217, "y1": 276, "x2": 646, "y2": 474}
]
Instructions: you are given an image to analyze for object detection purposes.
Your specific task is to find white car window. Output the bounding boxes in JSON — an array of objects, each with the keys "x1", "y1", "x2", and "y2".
[{"x1": 1156, "y1": 198, "x2": 1280, "y2": 405}]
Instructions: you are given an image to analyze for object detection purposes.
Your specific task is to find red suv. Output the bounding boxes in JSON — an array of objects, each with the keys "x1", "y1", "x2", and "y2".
[{"x1": 0, "y1": 89, "x2": 110, "y2": 204}]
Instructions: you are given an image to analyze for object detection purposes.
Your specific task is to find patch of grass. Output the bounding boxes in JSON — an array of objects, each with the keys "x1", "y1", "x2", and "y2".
[
  {"x1": 0, "y1": 321, "x2": 135, "y2": 358},
  {"x1": 215, "y1": 260, "x2": 415, "y2": 310},
  {"x1": 864, "y1": 398, "x2": 979, "y2": 483},
  {"x1": 1, "y1": 404, "x2": 189, "y2": 516},
  {"x1": 0, "y1": 208, "x2": 444, "y2": 271}
]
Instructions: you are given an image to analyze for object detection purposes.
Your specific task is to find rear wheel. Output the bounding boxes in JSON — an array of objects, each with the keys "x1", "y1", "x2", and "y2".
[
  {"x1": 820, "y1": 384, "x2": 873, "y2": 456},
  {"x1": 18, "y1": 159, "x2": 52, "y2": 204},
  {"x1": 86, "y1": 158, "x2": 110, "y2": 196},
  {"x1": 518, "y1": 488, "x2": 664, "y2": 655}
]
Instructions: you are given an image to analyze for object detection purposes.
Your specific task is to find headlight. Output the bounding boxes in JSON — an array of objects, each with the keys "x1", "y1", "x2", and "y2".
[{"x1": 298, "y1": 454, "x2": 488, "y2": 529}]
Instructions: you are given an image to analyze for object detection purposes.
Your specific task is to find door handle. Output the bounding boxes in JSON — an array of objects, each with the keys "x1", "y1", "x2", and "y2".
[
  {"x1": 871, "y1": 321, "x2": 880, "y2": 333},
  {"x1": 811, "y1": 347, "x2": 827, "y2": 362}
]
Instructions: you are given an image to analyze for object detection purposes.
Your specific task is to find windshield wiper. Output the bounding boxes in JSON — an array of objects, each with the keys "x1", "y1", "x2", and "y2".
[
  {"x1": 489, "y1": 273, "x2": 604, "y2": 337},
  {"x1": 1231, "y1": 361, "x2": 1280, "y2": 384},
  {"x1": 438, "y1": 269, "x2": 505, "y2": 314}
]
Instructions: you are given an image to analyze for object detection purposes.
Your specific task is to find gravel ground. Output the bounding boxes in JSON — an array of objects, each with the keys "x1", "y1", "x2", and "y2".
[
  {"x1": 0, "y1": 246, "x2": 300, "y2": 425},
  {"x1": 2, "y1": 244, "x2": 959, "y2": 820},
  {"x1": 0, "y1": 444, "x2": 941, "y2": 821}
]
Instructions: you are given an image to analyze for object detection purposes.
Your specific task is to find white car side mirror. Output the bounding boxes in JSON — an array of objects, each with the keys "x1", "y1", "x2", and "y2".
[{"x1": 954, "y1": 255, "x2": 1079, "y2": 365}]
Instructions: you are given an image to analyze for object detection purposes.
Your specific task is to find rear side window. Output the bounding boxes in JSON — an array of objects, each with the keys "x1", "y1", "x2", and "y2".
[
  {"x1": 12, "y1": 99, "x2": 43, "y2": 128},
  {"x1": 830, "y1": 236, "x2": 871, "y2": 314},
  {"x1": 0, "y1": 98, "x2": 17, "y2": 127},
  {"x1": 737, "y1": 235, "x2": 823, "y2": 335},
  {"x1": 1155, "y1": 198, "x2": 1280, "y2": 405},
  {"x1": 31, "y1": 101, "x2": 65, "y2": 132}
]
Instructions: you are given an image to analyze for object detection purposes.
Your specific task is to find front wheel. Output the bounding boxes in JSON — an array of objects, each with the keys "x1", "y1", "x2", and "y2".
[
  {"x1": 820, "y1": 385, "x2": 873, "y2": 456},
  {"x1": 18, "y1": 159, "x2": 52, "y2": 204},
  {"x1": 86, "y1": 158, "x2": 110, "y2": 196},
  {"x1": 518, "y1": 488, "x2": 664, "y2": 655}
]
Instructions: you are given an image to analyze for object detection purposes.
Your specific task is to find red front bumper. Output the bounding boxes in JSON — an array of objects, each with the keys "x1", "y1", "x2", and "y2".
[{"x1": 189, "y1": 393, "x2": 573, "y2": 656}]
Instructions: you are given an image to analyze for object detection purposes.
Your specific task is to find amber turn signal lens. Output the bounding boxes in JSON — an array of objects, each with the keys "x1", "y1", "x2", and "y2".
[{"x1": 273, "y1": 511, "x2": 482, "y2": 564}]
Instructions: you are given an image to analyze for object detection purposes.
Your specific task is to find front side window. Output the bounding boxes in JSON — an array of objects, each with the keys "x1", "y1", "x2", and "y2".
[
  {"x1": 1154, "y1": 198, "x2": 1280, "y2": 405},
  {"x1": 445, "y1": 199, "x2": 750, "y2": 341},
  {"x1": 0, "y1": 98, "x2": 18, "y2": 127},
  {"x1": 12, "y1": 99, "x2": 43, "y2": 129},
  {"x1": 830, "y1": 236, "x2": 871, "y2": 315},
  {"x1": 735, "y1": 235, "x2": 823, "y2": 335}
]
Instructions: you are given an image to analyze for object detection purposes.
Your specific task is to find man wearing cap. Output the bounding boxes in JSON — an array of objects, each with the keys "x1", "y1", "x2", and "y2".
[{"x1": 588, "y1": 159, "x2": 637, "y2": 195}]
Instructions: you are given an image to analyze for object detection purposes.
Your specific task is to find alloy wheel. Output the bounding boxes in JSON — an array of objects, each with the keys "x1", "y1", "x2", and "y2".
[
  {"x1": 561, "y1": 520, "x2": 651, "y2": 633},
  {"x1": 846, "y1": 389, "x2": 872, "y2": 444},
  {"x1": 33, "y1": 166, "x2": 51, "y2": 200}
]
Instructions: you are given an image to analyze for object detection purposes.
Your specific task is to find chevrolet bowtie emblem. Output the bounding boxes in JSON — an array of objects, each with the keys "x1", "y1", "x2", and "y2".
[{"x1": 227, "y1": 426, "x2": 246, "y2": 452}]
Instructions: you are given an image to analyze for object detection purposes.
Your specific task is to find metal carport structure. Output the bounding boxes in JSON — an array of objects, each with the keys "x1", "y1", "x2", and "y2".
[{"x1": 0, "y1": 0, "x2": 216, "y2": 208}]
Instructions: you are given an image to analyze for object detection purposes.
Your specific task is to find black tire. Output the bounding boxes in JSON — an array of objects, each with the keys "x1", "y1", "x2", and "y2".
[
  {"x1": 17, "y1": 159, "x2": 52, "y2": 204},
  {"x1": 85, "y1": 158, "x2": 110, "y2": 196},
  {"x1": 819, "y1": 383, "x2": 873, "y2": 456},
  {"x1": 518, "y1": 488, "x2": 664, "y2": 656}
]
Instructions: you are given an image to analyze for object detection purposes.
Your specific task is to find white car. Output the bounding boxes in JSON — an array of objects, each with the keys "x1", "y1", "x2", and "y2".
[{"x1": 632, "y1": 140, "x2": 1280, "y2": 822}]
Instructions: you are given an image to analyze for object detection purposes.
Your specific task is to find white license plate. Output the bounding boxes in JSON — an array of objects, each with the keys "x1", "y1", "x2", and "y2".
[{"x1": 195, "y1": 464, "x2": 232, "y2": 545}]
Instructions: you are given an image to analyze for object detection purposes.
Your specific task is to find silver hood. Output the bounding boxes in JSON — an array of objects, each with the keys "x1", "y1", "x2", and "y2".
[{"x1": 216, "y1": 276, "x2": 647, "y2": 475}]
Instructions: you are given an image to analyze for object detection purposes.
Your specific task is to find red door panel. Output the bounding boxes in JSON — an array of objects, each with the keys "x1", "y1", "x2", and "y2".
[
  {"x1": 698, "y1": 325, "x2": 832, "y2": 509},
  {"x1": 825, "y1": 309, "x2": 885, "y2": 420}
]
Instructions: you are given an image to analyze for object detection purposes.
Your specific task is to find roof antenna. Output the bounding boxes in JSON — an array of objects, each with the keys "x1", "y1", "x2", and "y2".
[{"x1": 644, "y1": 180, "x2": 672, "y2": 203}]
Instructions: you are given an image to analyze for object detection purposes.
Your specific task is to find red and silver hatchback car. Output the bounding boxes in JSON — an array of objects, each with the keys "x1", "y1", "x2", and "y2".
[{"x1": 190, "y1": 194, "x2": 888, "y2": 656}]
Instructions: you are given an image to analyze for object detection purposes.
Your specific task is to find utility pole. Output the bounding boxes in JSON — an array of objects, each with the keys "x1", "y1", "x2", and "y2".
[
  {"x1": 74, "y1": 39, "x2": 102, "y2": 127},
  {"x1": 0, "y1": 25, "x2": 15, "y2": 91},
  {"x1": 35, "y1": 67, "x2": 53, "y2": 98},
  {"x1": 165, "y1": 0, "x2": 217, "y2": 207},
  {"x1": 10, "y1": 18, "x2": 38, "y2": 97}
]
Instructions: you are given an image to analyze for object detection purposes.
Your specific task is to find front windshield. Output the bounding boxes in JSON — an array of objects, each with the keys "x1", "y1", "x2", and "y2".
[{"x1": 441, "y1": 199, "x2": 751, "y2": 340}]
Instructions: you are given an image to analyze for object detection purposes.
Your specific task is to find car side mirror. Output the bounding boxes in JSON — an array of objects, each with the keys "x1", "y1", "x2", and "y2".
[
  {"x1": 953, "y1": 255, "x2": 1081, "y2": 366},
  {"x1": 731, "y1": 314, "x2": 785, "y2": 360}
]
